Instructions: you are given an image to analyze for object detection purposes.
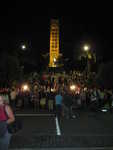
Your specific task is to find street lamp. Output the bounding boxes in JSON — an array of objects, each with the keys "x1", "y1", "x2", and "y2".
[
  {"x1": 83, "y1": 44, "x2": 91, "y2": 78},
  {"x1": 83, "y1": 45, "x2": 90, "y2": 52},
  {"x1": 21, "y1": 44, "x2": 26, "y2": 50}
]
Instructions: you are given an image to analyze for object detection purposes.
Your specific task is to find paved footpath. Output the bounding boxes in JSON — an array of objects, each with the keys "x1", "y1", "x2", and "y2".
[
  {"x1": 9, "y1": 147, "x2": 113, "y2": 150},
  {"x1": 9, "y1": 110, "x2": 113, "y2": 149}
]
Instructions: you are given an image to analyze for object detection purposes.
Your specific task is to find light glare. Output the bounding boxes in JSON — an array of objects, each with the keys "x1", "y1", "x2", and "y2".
[
  {"x1": 22, "y1": 84, "x2": 29, "y2": 91},
  {"x1": 53, "y1": 58, "x2": 56, "y2": 62},
  {"x1": 22, "y1": 45, "x2": 26, "y2": 50},
  {"x1": 70, "y1": 85, "x2": 76, "y2": 91},
  {"x1": 84, "y1": 45, "x2": 89, "y2": 51}
]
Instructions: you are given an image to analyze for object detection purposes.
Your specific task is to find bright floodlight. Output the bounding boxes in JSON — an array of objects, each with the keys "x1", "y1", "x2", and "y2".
[
  {"x1": 84, "y1": 45, "x2": 89, "y2": 51},
  {"x1": 53, "y1": 58, "x2": 56, "y2": 62},
  {"x1": 21, "y1": 45, "x2": 26, "y2": 50},
  {"x1": 70, "y1": 85, "x2": 76, "y2": 91},
  {"x1": 22, "y1": 84, "x2": 29, "y2": 91}
]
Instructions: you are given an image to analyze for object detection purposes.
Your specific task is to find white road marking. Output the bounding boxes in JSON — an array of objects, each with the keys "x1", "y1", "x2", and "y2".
[{"x1": 55, "y1": 116, "x2": 61, "y2": 136}]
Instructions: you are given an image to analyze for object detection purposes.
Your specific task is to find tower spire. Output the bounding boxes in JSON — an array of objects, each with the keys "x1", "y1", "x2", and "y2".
[{"x1": 49, "y1": 19, "x2": 60, "y2": 67}]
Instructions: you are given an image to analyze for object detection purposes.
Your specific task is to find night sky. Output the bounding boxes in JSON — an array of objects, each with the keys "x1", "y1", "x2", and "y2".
[{"x1": 0, "y1": 2, "x2": 113, "y2": 67}]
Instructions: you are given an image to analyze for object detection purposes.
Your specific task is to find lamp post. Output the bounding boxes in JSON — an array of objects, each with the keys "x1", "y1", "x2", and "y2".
[
  {"x1": 20, "y1": 44, "x2": 27, "y2": 77},
  {"x1": 83, "y1": 45, "x2": 90, "y2": 78}
]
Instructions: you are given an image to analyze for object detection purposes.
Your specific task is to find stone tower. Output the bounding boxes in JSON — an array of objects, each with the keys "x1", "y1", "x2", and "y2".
[{"x1": 49, "y1": 19, "x2": 60, "y2": 67}]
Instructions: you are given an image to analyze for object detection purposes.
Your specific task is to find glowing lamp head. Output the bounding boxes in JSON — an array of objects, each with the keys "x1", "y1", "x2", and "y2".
[
  {"x1": 70, "y1": 85, "x2": 76, "y2": 91},
  {"x1": 21, "y1": 45, "x2": 26, "y2": 50},
  {"x1": 84, "y1": 45, "x2": 89, "y2": 51},
  {"x1": 22, "y1": 84, "x2": 29, "y2": 91}
]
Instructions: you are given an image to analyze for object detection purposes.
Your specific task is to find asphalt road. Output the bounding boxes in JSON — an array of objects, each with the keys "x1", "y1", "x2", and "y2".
[{"x1": 9, "y1": 110, "x2": 113, "y2": 149}]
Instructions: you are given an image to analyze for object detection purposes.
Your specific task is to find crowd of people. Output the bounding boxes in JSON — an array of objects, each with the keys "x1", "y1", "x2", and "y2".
[{"x1": 0, "y1": 71, "x2": 113, "y2": 116}]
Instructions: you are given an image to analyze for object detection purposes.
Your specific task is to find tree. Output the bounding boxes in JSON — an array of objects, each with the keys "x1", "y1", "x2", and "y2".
[
  {"x1": 0, "y1": 51, "x2": 21, "y2": 86},
  {"x1": 96, "y1": 61, "x2": 113, "y2": 89}
]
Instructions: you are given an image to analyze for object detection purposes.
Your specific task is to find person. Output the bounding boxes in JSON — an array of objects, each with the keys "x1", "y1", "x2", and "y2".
[
  {"x1": 0, "y1": 96, "x2": 15, "y2": 150},
  {"x1": 106, "y1": 89, "x2": 113, "y2": 113},
  {"x1": 63, "y1": 90, "x2": 74, "y2": 119},
  {"x1": 90, "y1": 88, "x2": 98, "y2": 112},
  {"x1": 97, "y1": 88, "x2": 105, "y2": 109},
  {"x1": 10, "y1": 88, "x2": 17, "y2": 111},
  {"x1": 48, "y1": 91, "x2": 54, "y2": 112},
  {"x1": 31, "y1": 89, "x2": 39, "y2": 111},
  {"x1": 80, "y1": 89, "x2": 86, "y2": 109},
  {"x1": 40, "y1": 91, "x2": 46, "y2": 110}
]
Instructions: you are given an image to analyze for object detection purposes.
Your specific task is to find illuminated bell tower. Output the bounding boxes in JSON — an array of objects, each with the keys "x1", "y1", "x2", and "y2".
[{"x1": 49, "y1": 19, "x2": 60, "y2": 67}]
